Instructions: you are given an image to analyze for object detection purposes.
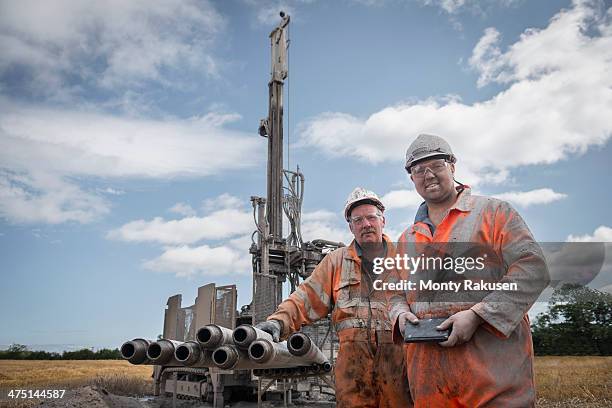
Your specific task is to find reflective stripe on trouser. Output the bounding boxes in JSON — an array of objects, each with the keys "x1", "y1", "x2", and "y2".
[{"x1": 335, "y1": 329, "x2": 413, "y2": 408}]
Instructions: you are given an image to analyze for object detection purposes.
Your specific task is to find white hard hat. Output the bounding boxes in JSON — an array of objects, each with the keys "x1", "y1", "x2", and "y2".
[
  {"x1": 343, "y1": 187, "x2": 385, "y2": 221},
  {"x1": 405, "y1": 134, "x2": 456, "y2": 172}
]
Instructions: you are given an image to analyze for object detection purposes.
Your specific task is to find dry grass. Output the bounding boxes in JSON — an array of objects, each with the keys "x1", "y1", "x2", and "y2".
[
  {"x1": 535, "y1": 356, "x2": 612, "y2": 407},
  {"x1": 0, "y1": 360, "x2": 153, "y2": 404},
  {"x1": 0, "y1": 357, "x2": 610, "y2": 406}
]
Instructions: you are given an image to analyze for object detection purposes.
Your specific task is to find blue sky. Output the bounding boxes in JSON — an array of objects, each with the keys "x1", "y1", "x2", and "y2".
[{"x1": 0, "y1": 0, "x2": 611, "y2": 351}]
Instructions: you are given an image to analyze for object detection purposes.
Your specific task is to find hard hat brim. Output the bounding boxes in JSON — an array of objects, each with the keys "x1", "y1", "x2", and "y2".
[
  {"x1": 405, "y1": 153, "x2": 454, "y2": 172},
  {"x1": 345, "y1": 199, "x2": 385, "y2": 221}
]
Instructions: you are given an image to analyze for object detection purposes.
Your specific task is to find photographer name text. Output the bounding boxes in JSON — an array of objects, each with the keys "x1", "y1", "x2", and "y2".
[{"x1": 373, "y1": 279, "x2": 518, "y2": 292}]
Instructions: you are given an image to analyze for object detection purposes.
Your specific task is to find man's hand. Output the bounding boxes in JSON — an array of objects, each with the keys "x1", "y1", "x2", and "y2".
[
  {"x1": 398, "y1": 311, "x2": 420, "y2": 338},
  {"x1": 254, "y1": 320, "x2": 282, "y2": 342},
  {"x1": 438, "y1": 310, "x2": 483, "y2": 347}
]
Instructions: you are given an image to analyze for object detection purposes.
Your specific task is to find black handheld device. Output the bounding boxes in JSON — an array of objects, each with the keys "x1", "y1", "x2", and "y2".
[{"x1": 403, "y1": 317, "x2": 451, "y2": 343}]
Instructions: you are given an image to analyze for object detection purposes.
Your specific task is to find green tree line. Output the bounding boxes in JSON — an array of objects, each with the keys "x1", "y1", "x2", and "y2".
[
  {"x1": 0, "y1": 344, "x2": 121, "y2": 360},
  {"x1": 532, "y1": 284, "x2": 612, "y2": 355}
]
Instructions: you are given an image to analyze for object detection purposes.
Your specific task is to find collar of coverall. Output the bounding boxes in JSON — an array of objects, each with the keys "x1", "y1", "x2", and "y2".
[
  {"x1": 344, "y1": 233, "x2": 393, "y2": 261},
  {"x1": 411, "y1": 185, "x2": 473, "y2": 235}
]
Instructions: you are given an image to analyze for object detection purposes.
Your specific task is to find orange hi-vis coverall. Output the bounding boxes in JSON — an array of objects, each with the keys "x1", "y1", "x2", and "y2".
[
  {"x1": 268, "y1": 235, "x2": 413, "y2": 408},
  {"x1": 388, "y1": 187, "x2": 550, "y2": 407}
]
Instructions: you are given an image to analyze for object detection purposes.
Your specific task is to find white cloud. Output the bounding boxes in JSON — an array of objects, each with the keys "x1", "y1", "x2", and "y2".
[
  {"x1": 567, "y1": 226, "x2": 612, "y2": 242},
  {"x1": 469, "y1": 27, "x2": 505, "y2": 87},
  {"x1": 112, "y1": 193, "x2": 256, "y2": 277},
  {"x1": 0, "y1": 171, "x2": 109, "y2": 224},
  {"x1": 301, "y1": 210, "x2": 352, "y2": 244},
  {"x1": 108, "y1": 206, "x2": 253, "y2": 245},
  {"x1": 297, "y1": 0, "x2": 612, "y2": 185},
  {"x1": 202, "y1": 193, "x2": 244, "y2": 212},
  {"x1": 421, "y1": 0, "x2": 468, "y2": 14},
  {"x1": 492, "y1": 188, "x2": 567, "y2": 208},
  {"x1": 143, "y1": 241, "x2": 252, "y2": 278},
  {"x1": 0, "y1": 104, "x2": 261, "y2": 224},
  {"x1": 98, "y1": 187, "x2": 124, "y2": 196},
  {"x1": 0, "y1": 104, "x2": 256, "y2": 179},
  {"x1": 302, "y1": 210, "x2": 338, "y2": 223},
  {"x1": 381, "y1": 189, "x2": 423, "y2": 210},
  {"x1": 169, "y1": 203, "x2": 196, "y2": 217},
  {"x1": 0, "y1": 0, "x2": 224, "y2": 95}
]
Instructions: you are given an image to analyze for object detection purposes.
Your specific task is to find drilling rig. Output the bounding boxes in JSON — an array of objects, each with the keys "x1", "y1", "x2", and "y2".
[{"x1": 145, "y1": 12, "x2": 343, "y2": 406}]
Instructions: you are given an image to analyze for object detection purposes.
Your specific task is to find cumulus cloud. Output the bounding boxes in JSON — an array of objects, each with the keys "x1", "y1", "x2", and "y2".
[
  {"x1": 143, "y1": 241, "x2": 252, "y2": 278},
  {"x1": 297, "y1": 0, "x2": 612, "y2": 185},
  {"x1": 112, "y1": 193, "x2": 257, "y2": 277},
  {"x1": 168, "y1": 203, "x2": 196, "y2": 217},
  {"x1": 0, "y1": 104, "x2": 256, "y2": 179},
  {"x1": 301, "y1": 210, "x2": 352, "y2": 244},
  {"x1": 108, "y1": 204, "x2": 253, "y2": 245},
  {"x1": 492, "y1": 188, "x2": 567, "y2": 208},
  {"x1": 567, "y1": 225, "x2": 612, "y2": 242},
  {"x1": 133, "y1": 205, "x2": 355, "y2": 278},
  {"x1": 381, "y1": 189, "x2": 423, "y2": 210},
  {"x1": 202, "y1": 193, "x2": 244, "y2": 212},
  {"x1": 0, "y1": 170, "x2": 109, "y2": 224},
  {"x1": 0, "y1": 104, "x2": 261, "y2": 224},
  {"x1": 0, "y1": 0, "x2": 224, "y2": 96}
]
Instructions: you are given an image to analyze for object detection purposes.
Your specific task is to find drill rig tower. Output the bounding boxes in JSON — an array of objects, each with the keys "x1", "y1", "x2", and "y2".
[{"x1": 250, "y1": 12, "x2": 342, "y2": 324}]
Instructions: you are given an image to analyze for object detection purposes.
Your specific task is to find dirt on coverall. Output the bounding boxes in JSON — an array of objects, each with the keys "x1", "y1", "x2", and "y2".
[
  {"x1": 268, "y1": 234, "x2": 413, "y2": 408},
  {"x1": 388, "y1": 187, "x2": 550, "y2": 407}
]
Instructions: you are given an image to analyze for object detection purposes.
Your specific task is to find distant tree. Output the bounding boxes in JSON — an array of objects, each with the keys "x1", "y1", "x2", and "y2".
[
  {"x1": 62, "y1": 348, "x2": 96, "y2": 360},
  {"x1": 0, "y1": 344, "x2": 28, "y2": 359},
  {"x1": 95, "y1": 348, "x2": 122, "y2": 359},
  {"x1": 532, "y1": 284, "x2": 612, "y2": 355},
  {"x1": 0, "y1": 344, "x2": 122, "y2": 360}
]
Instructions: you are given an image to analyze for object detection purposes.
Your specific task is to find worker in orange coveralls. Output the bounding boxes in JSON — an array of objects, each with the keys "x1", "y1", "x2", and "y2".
[
  {"x1": 387, "y1": 133, "x2": 550, "y2": 407},
  {"x1": 256, "y1": 187, "x2": 414, "y2": 408}
]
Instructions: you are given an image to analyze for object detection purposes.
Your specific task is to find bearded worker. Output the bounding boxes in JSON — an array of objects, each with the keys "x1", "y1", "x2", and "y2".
[
  {"x1": 256, "y1": 187, "x2": 413, "y2": 408},
  {"x1": 388, "y1": 134, "x2": 550, "y2": 407}
]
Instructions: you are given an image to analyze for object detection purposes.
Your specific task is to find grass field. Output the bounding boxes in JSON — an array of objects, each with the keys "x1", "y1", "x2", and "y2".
[
  {"x1": 0, "y1": 359, "x2": 152, "y2": 398},
  {"x1": 0, "y1": 357, "x2": 610, "y2": 406},
  {"x1": 534, "y1": 356, "x2": 612, "y2": 406}
]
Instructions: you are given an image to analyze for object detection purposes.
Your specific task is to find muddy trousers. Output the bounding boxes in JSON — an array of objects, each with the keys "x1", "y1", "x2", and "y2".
[{"x1": 335, "y1": 331, "x2": 413, "y2": 408}]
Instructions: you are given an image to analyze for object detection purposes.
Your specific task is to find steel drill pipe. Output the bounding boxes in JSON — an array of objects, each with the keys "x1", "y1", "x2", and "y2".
[
  {"x1": 146, "y1": 339, "x2": 183, "y2": 366},
  {"x1": 212, "y1": 345, "x2": 258, "y2": 370},
  {"x1": 232, "y1": 324, "x2": 273, "y2": 350},
  {"x1": 174, "y1": 341, "x2": 213, "y2": 367},
  {"x1": 287, "y1": 332, "x2": 329, "y2": 364},
  {"x1": 248, "y1": 339, "x2": 296, "y2": 368},
  {"x1": 197, "y1": 324, "x2": 233, "y2": 350},
  {"x1": 120, "y1": 338, "x2": 152, "y2": 365}
]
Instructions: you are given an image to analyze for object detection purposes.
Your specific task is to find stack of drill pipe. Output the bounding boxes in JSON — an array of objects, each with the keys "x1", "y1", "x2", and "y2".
[
  {"x1": 146, "y1": 339, "x2": 183, "y2": 366},
  {"x1": 212, "y1": 345, "x2": 260, "y2": 370},
  {"x1": 247, "y1": 339, "x2": 299, "y2": 368},
  {"x1": 197, "y1": 324, "x2": 233, "y2": 349},
  {"x1": 174, "y1": 340, "x2": 214, "y2": 367},
  {"x1": 120, "y1": 338, "x2": 152, "y2": 365},
  {"x1": 287, "y1": 332, "x2": 329, "y2": 365}
]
